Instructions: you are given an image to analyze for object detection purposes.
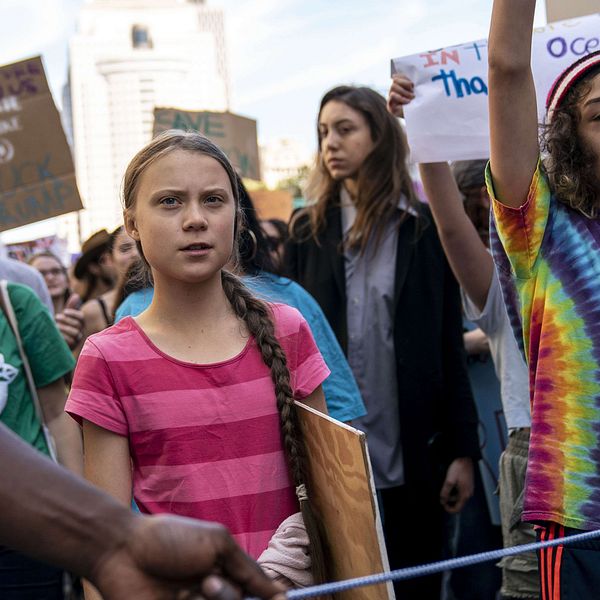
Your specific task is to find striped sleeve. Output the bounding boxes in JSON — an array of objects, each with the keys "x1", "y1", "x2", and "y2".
[
  {"x1": 487, "y1": 159, "x2": 551, "y2": 279},
  {"x1": 65, "y1": 338, "x2": 128, "y2": 435},
  {"x1": 273, "y1": 304, "x2": 330, "y2": 400}
]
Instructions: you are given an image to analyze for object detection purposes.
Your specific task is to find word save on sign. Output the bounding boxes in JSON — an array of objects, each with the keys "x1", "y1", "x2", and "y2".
[
  {"x1": 0, "y1": 56, "x2": 82, "y2": 231},
  {"x1": 391, "y1": 12, "x2": 600, "y2": 163},
  {"x1": 153, "y1": 108, "x2": 260, "y2": 181}
]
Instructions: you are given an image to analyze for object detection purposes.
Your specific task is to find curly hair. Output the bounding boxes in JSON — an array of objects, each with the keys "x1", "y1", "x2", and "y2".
[{"x1": 541, "y1": 66, "x2": 600, "y2": 217}]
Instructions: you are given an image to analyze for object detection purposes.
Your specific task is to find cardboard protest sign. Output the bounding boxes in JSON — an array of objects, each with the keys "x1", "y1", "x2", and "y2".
[
  {"x1": 391, "y1": 12, "x2": 600, "y2": 162},
  {"x1": 153, "y1": 108, "x2": 260, "y2": 180},
  {"x1": 295, "y1": 402, "x2": 394, "y2": 600},
  {"x1": 249, "y1": 189, "x2": 293, "y2": 222},
  {"x1": 0, "y1": 56, "x2": 82, "y2": 232},
  {"x1": 5, "y1": 234, "x2": 65, "y2": 263}
]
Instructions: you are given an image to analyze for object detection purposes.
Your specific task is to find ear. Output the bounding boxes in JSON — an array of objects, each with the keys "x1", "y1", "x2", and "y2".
[
  {"x1": 124, "y1": 210, "x2": 140, "y2": 242},
  {"x1": 88, "y1": 262, "x2": 102, "y2": 276},
  {"x1": 98, "y1": 252, "x2": 114, "y2": 268}
]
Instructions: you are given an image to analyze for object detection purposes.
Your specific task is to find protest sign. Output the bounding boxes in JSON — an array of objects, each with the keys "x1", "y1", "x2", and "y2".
[
  {"x1": 5, "y1": 234, "x2": 66, "y2": 263},
  {"x1": 249, "y1": 189, "x2": 293, "y2": 221},
  {"x1": 0, "y1": 56, "x2": 82, "y2": 232},
  {"x1": 153, "y1": 108, "x2": 260, "y2": 180},
  {"x1": 296, "y1": 402, "x2": 394, "y2": 600},
  {"x1": 391, "y1": 12, "x2": 600, "y2": 162}
]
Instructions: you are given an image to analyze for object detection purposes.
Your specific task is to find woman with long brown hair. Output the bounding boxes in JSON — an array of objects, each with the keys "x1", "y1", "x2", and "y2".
[{"x1": 284, "y1": 85, "x2": 480, "y2": 598}]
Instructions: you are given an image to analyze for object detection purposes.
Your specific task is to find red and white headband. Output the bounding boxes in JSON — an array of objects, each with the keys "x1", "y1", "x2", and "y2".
[{"x1": 546, "y1": 50, "x2": 600, "y2": 121}]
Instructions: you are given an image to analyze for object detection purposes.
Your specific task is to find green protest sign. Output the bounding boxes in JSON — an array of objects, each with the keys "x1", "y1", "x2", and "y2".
[{"x1": 153, "y1": 108, "x2": 260, "y2": 180}]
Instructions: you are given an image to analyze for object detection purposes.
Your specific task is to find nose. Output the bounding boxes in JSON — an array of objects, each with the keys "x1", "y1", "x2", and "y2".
[
  {"x1": 182, "y1": 202, "x2": 209, "y2": 231},
  {"x1": 322, "y1": 130, "x2": 340, "y2": 152}
]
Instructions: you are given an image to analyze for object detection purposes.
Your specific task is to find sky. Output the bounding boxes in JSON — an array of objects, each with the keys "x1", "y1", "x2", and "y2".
[
  {"x1": 0, "y1": 0, "x2": 548, "y2": 244},
  {"x1": 0, "y1": 0, "x2": 548, "y2": 152}
]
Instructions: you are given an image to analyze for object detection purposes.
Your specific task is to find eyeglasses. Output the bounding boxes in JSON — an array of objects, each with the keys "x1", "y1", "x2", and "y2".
[{"x1": 37, "y1": 268, "x2": 64, "y2": 278}]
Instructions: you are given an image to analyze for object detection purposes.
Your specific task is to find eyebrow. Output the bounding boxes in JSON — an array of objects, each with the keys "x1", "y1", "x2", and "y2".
[
  {"x1": 151, "y1": 186, "x2": 230, "y2": 197},
  {"x1": 583, "y1": 96, "x2": 600, "y2": 108},
  {"x1": 318, "y1": 118, "x2": 354, "y2": 128}
]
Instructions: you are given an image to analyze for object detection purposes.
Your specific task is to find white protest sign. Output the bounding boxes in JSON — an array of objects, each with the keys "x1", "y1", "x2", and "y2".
[{"x1": 391, "y1": 12, "x2": 600, "y2": 163}]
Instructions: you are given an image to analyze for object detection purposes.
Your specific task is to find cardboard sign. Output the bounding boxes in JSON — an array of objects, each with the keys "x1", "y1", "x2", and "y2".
[
  {"x1": 295, "y1": 402, "x2": 394, "y2": 600},
  {"x1": 153, "y1": 108, "x2": 260, "y2": 180},
  {"x1": 0, "y1": 56, "x2": 82, "y2": 232},
  {"x1": 391, "y1": 12, "x2": 600, "y2": 162},
  {"x1": 249, "y1": 189, "x2": 293, "y2": 222},
  {"x1": 6, "y1": 234, "x2": 66, "y2": 263}
]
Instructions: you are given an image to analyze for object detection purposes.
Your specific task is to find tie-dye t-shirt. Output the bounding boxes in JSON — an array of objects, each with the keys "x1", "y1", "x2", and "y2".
[{"x1": 488, "y1": 160, "x2": 600, "y2": 531}]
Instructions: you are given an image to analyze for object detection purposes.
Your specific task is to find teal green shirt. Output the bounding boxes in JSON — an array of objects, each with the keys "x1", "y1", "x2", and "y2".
[{"x1": 0, "y1": 283, "x2": 75, "y2": 455}]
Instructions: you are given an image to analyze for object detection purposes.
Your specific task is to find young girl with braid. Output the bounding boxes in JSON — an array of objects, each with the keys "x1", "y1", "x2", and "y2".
[
  {"x1": 488, "y1": 0, "x2": 600, "y2": 597},
  {"x1": 65, "y1": 131, "x2": 330, "y2": 596}
]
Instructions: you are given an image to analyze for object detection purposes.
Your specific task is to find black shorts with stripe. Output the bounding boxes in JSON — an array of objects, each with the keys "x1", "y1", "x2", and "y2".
[{"x1": 537, "y1": 521, "x2": 600, "y2": 600}]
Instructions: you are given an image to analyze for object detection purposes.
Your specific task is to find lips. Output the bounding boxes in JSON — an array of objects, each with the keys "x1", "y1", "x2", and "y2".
[
  {"x1": 180, "y1": 242, "x2": 212, "y2": 251},
  {"x1": 180, "y1": 243, "x2": 213, "y2": 257},
  {"x1": 326, "y1": 157, "x2": 344, "y2": 168}
]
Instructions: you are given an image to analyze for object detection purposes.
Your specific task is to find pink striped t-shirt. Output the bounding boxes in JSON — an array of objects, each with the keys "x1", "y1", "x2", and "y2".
[{"x1": 66, "y1": 302, "x2": 330, "y2": 559}]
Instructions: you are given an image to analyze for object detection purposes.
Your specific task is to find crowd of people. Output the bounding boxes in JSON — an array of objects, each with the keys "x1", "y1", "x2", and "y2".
[{"x1": 1, "y1": 0, "x2": 599, "y2": 598}]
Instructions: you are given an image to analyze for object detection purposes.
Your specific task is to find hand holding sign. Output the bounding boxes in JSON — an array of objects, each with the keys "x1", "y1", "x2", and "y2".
[
  {"x1": 387, "y1": 75, "x2": 415, "y2": 119},
  {"x1": 391, "y1": 12, "x2": 600, "y2": 163}
]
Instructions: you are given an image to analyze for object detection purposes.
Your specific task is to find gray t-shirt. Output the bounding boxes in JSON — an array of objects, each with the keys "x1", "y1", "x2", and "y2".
[
  {"x1": 0, "y1": 258, "x2": 53, "y2": 314},
  {"x1": 462, "y1": 270, "x2": 530, "y2": 430},
  {"x1": 341, "y1": 188, "x2": 405, "y2": 489}
]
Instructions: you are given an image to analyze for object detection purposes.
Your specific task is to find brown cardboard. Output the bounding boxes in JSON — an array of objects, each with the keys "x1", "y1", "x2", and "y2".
[
  {"x1": 295, "y1": 402, "x2": 394, "y2": 600},
  {"x1": 0, "y1": 56, "x2": 82, "y2": 232},
  {"x1": 545, "y1": 0, "x2": 598, "y2": 21},
  {"x1": 248, "y1": 189, "x2": 293, "y2": 222},
  {"x1": 153, "y1": 108, "x2": 260, "y2": 180}
]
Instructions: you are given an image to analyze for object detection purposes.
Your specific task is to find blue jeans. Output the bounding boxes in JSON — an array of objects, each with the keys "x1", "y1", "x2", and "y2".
[{"x1": 0, "y1": 546, "x2": 63, "y2": 599}]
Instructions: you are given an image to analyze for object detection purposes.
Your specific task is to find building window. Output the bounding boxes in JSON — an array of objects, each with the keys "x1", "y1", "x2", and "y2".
[{"x1": 132, "y1": 25, "x2": 152, "y2": 49}]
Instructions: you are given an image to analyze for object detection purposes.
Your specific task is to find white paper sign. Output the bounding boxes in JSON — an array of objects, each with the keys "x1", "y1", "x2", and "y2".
[{"x1": 391, "y1": 12, "x2": 600, "y2": 163}]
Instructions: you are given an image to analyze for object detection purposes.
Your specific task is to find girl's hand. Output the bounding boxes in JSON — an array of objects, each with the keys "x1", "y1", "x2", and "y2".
[{"x1": 387, "y1": 75, "x2": 415, "y2": 118}]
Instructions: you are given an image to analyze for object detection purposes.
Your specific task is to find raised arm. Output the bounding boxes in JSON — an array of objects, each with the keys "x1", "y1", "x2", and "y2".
[
  {"x1": 488, "y1": 0, "x2": 540, "y2": 207},
  {"x1": 388, "y1": 76, "x2": 493, "y2": 311},
  {"x1": 419, "y1": 163, "x2": 493, "y2": 311}
]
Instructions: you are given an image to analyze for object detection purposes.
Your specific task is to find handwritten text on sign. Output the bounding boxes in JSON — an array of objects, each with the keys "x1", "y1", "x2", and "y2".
[
  {"x1": 153, "y1": 109, "x2": 261, "y2": 181},
  {"x1": 391, "y1": 12, "x2": 600, "y2": 163},
  {"x1": 0, "y1": 56, "x2": 82, "y2": 231}
]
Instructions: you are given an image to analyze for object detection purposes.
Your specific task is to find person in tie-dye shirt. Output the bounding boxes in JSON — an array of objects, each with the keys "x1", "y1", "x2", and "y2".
[{"x1": 488, "y1": 1, "x2": 600, "y2": 598}]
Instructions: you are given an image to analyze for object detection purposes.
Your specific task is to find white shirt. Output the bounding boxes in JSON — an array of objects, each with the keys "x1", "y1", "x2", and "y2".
[{"x1": 462, "y1": 270, "x2": 530, "y2": 429}]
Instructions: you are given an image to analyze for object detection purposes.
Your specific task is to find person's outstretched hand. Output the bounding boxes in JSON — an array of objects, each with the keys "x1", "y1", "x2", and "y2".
[
  {"x1": 92, "y1": 514, "x2": 287, "y2": 600},
  {"x1": 387, "y1": 74, "x2": 415, "y2": 118}
]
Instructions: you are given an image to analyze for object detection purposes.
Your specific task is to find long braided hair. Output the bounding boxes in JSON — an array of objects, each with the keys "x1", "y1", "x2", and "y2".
[
  {"x1": 221, "y1": 271, "x2": 329, "y2": 585},
  {"x1": 122, "y1": 130, "x2": 329, "y2": 585}
]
